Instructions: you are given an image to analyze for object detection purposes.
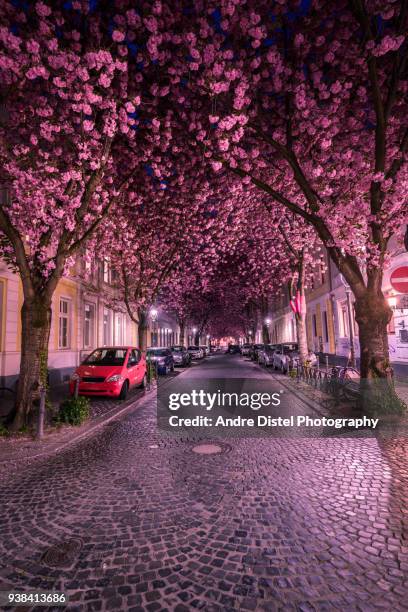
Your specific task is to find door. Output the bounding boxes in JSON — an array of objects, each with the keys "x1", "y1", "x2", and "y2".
[{"x1": 126, "y1": 349, "x2": 139, "y2": 386}]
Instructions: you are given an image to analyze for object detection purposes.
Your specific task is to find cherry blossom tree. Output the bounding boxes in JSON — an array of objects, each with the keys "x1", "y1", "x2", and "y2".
[
  {"x1": 0, "y1": 0, "x2": 173, "y2": 428},
  {"x1": 146, "y1": 0, "x2": 407, "y2": 389}
]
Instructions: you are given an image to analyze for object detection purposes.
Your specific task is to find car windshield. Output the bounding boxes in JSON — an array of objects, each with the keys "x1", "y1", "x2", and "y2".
[
  {"x1": 243, "y1": 344, "x2": 251, "y2": 348},
  {"x1": 171, "y1": 346, "x2": 184, "y2": 352},
  {"x1": 188, "y1": 346, "x2": 199, "y2": 350},
  {"x1": 147, "y1": 349, "x2": 168, "y2": 356},
  {"x1": 255, "y1": 344, "x2": 264, "y2": 349},
  {"x1": 83, "y1": 348, "x2": 127, "y2": 366},
  {"x1": 265, "y1": 346, "x2": 275, "y2": 353}
]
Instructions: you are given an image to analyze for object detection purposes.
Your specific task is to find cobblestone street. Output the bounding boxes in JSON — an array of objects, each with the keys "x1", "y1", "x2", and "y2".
[{"x1": 0, "y1": 354, "x2": 407, "y2": 611}]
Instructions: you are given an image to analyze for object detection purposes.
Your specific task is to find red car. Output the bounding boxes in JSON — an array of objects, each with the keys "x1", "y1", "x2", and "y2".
[{"x1": 69, "y1": 347, "x2": 147, "y2": 399}]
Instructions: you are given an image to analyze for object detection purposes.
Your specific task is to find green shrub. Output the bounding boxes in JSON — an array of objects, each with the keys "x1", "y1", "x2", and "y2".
[
  {"x1": 0, "y1": 422, "x2": 10, "y2": 437},
  {"x1": 59, "y1": 397, "x2": 90, "y2": 426}
]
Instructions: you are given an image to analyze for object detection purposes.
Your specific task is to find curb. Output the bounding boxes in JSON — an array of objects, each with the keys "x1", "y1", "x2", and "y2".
[{"x1": 1, "y1": 386, "x2": 157, "y2": 465}]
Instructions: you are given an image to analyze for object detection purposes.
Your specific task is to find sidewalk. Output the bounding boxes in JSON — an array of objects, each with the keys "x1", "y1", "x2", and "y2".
[
  {"x1": 286, "y1": 364, "x2": 408, "y2": 412},
  {"x1": 0, "y1": 384, "x2": 154, "y2": 475}
]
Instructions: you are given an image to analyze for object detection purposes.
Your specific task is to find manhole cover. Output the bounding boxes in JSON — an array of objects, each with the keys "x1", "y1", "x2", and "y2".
[
  {"x1": 41, "y1": 538, "x2": 82, "y2": 568},
  {"x1": 192, "y1": 443, "x2": 223, "y2": 455}
]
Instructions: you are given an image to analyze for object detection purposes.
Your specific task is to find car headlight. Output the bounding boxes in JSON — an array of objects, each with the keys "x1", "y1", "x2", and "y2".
[
  {"x1": 107, "y1": 374, "x2": 123, "y2": 382},
  {"x1": 71, "y1": 373, "x2": 80, "y2": 381}
]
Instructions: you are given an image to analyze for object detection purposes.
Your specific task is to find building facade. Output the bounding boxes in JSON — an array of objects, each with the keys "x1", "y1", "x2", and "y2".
[
  {"x1": 0, "y1": 257, "x2": 180, "y2": 387},
  {"x1": 268, "y1": 241, "x2": 408, "y2": 368}
]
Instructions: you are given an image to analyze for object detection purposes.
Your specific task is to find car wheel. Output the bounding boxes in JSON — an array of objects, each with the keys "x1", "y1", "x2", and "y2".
[
  {"x1": 138, "y1": 374, "x2": 147, "y2": 389},
  {"x1": 119, "y1": 380, "x2": 129, "y2": 400},
  {"x1": 171, "y1": 363, "x2": 175, "y2": 372}
]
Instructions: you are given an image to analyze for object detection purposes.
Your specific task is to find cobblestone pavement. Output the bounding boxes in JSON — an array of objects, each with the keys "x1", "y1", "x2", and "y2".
[
  {"x1": 0, "y1": 368, "x2": 186, "y2": 469},
  {"x1": 0, "y1": 355, "x2": 407, "y2": 611}
]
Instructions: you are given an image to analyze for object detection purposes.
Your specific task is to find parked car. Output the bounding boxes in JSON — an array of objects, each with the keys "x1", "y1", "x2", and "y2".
[
  {"x1": 258, "y1": 344, "x2": 277, "y2": 366},
  {"x1": 69, "y1": 347, "x2": 147, "y2": 400},
  {"x1": 187, "y1": 345, "x2": 204, "y2": 359},
  {"x1": 227, "y1": 344, "x2": 241, "y2": 354},
  {"x1": 240, "y1": 343, "x2": 253, "y2": 356},
  {"x1": 273, "y1": 343, "x2": 299, "y2": 374},
  {"x1": 170, "y1": 345, "x2": 191, "y2": 367},
  {"x1": 250, "y1": 344, "x2": 265, "y2": 361},
  {"x1": 146, "y1": 347, "x2": 174, "y2": 375},
  {"x1": 200, "y1": 345, "x2": 210, "y2": 356}
]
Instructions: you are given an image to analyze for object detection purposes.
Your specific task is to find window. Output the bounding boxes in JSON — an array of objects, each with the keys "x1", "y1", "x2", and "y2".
[
  {"x1": 103, "y1": 259, "x2": 110, "y2": 284},
  {"x1": 0, "y1": 279, "x2": 5, "y2": 350},
  {"x1": 312, "y1": 314, "x2": 317, "y2": 337},
  {"x1": 340, "y1": 302, "x2": 349, "y2": 337},
  {"x1": 323, "y1": 311, "x2": 329, "y2": 342},
  {"x1": 84, "y1": 347, "x2": 127, "y2": 366},
  {"x1": 59, "y1": 298, "x2": 71, "y2": 349},
  {"x1": 127, "y1": 349, "x2": 141, "y2": 367},
  {"x1": 320, "y1": 265, "x2": 325, "y2": 285},
  {"x1": 103, "y1": 308, "x2": 112, "y2": 346},
  {"x1": 115, "y1": 313, "x2": 124, "y2": 345},
  {"x1": 84, "y1": 303, "x2": 95, "y2": 348}
]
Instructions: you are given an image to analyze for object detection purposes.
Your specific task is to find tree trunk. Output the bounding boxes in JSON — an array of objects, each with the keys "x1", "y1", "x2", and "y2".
[
  {"x1": 138, "y1": 308, "x2": 148, "y2": 351},
  {"x1": 353, "y1": 289, "x2": 404, "y2": 413},
  {"x1": 354, "y1": 290, "x2": 392, "y2": 380},
  {"x1": 262, "y1": 324, "x2": 270, "y2": 343},
  {"x1": 179, "y1": 319, "x2": 185, "y2": 346},
  {"x1": 295, "y1": 312, "x2": 308, "y2": 365},
  {"x1": 10, "y1": 298, "x2": 52, "y2": 431},
  {"x1": 194, "y1": 332, "x2": 200, "y2": 346}
]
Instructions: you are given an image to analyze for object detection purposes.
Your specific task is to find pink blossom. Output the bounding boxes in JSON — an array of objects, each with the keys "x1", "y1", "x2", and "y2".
[
  {"x1": 112, "y1": 30, "x2": 125, "y2": 43},
  {"x1": 36, "y1": 2, "x2": 51, "y2": 17}
]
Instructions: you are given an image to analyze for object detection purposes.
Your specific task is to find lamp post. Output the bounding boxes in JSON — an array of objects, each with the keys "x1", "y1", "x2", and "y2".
[{"x1": 192, "y1": 327, "x2": 197, "y2": 347}]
